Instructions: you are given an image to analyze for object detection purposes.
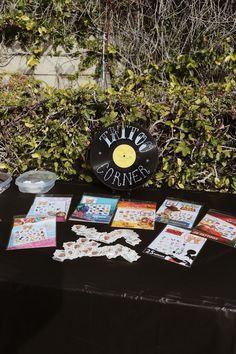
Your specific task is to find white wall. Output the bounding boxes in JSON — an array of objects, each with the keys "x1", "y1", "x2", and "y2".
[{"x1": 0, "y1": 46, "x2": 96, "y2": 88}]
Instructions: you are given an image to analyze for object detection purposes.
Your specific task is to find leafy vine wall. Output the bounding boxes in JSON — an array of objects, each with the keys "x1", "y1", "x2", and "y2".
[{"x1": 0, "y1": 0, "x2": 236, "y2": 191}]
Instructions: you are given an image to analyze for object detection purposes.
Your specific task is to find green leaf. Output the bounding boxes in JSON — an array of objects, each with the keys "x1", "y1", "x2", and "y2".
[
  {"x1": 32, "y1": 153, "x2": 41, "y2": 159},
  {"x1": 177, "y1": 158, "x2": 183, "y2": 166},
  {"x1": 207, "y1": 149, "x2": 214, "y2": 158},
  {"x1": 127, "y1": 70, "x2": 134, "y2": 79},
  {"x1": 0, "y1": 163, "x2": 9, "y2": 169},
  {"x1": 24, "y1": 122, "x2": 34, "y2": 128},
  {"x1": 27, "y1": 56, "x2": 40, "y2": 67},
  {"x1": 85, "y1": 175, "x2": 93, "y2": 183},
  {"x1": 190, "y1": 105, "x2": 199, "y2": 111},
  {"x1": 107, "y1": 46, "x2": 117, "y2": 54},
  {"x1": 155, "y1": 172, "x2": 164, "y2": 179},
  {"x1": 38, "y1": 26, "x2": 47, "y2": 36}
]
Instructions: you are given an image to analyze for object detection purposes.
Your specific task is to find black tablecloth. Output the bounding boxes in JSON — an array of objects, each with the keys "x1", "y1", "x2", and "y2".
[{"x1": 0, "y1": 181, "x2": 236, "y2": 354}]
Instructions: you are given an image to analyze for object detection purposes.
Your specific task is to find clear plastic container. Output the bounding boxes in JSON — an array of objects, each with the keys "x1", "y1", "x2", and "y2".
[
  {"x1": 0, "y1": 172, "x2": 12, "y2": 194},
  {"x1": 15, "y1": 170, "x2": 57, "y2": 193}
]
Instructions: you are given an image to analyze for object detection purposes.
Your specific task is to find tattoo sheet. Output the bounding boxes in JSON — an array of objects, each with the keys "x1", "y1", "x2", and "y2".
[{"x1": 7, "y1": 216, "x2": 56, "y2": 250}]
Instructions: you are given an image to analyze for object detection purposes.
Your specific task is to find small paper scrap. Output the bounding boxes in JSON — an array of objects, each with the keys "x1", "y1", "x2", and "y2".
[
  {"x1": 53, "y1": 238, "x2": 140, "y2": 263},
  {"x1": 71, "y1": 224, "x2": 141, "y2": 246}
]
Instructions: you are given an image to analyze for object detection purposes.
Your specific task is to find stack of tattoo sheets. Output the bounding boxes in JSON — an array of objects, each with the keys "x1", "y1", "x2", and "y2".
[{"x1": 7, "y1": 195, "x2": 72, "y2": 250}]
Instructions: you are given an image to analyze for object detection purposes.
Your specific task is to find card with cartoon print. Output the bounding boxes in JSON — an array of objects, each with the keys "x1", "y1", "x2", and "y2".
[
  {"x1": 27, "y1": 194, "x2": 72, "y2": 222},
  {"x1": 7, "y1": 215, "x2": 56, "y2": 250},
  {"x1": 192, "y1": 210, "x2": 236, "y2": 247},
  {"x1": 156, "y1": 197, "x2": 203, "y2": 229},
  {"x1": 69, "y1": 194, "x2": 119, "y2": 224},
  {"x1": 144, "y1": 225, "x2": 206, "y2": 267},
  {"x1": 111, "y1": 200, "x2": 157, "y2": 230}
]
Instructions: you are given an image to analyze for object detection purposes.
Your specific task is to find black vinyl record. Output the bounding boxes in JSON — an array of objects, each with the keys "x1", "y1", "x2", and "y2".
[{"x1": 90, "y1": 123, "x2": 159, "y2": 191}]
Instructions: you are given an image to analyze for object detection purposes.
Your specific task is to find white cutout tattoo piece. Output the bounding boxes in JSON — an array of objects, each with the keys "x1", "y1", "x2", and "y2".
[
  {"x1": 52, "y1": 225, "x2": 141, "y2": 263},
  {"x1": 71, "y1": 224, "x2": 141, "y2": 246}
]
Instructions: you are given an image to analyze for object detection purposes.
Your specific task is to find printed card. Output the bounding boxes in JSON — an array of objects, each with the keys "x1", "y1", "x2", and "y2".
[
  {"x1": 144, "y1": 225, "x2": 206, "y2": 267},
  {"x1": 7, "y1": 216, "x2": 56, "y2": 250},
  {"x1": 156, "y1": 197, "x2": 203, "y2": 229},
  {"x1": 27, "y1": 194, "x2": 72, "y2": 222},
  {"x1": 111, "y1": 200, "x2": 157, "y2": 230},
  {"x1": 69, "y1": 194, "x2": 119, "y2": 224},
  {"x1": 192, "y1": 210, "x2": 236, "y2": 247}
]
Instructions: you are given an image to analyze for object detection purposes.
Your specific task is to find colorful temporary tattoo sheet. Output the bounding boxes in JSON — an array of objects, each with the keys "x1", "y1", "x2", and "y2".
[
  {"x1": 111, "y1": 200, "x2": 157, "y2": 230},
  {"x1": 155, "y1": 197, "x2": 203, "y2": 229},
  {"x1": 27, "y1": 195, "x2": 72, "y2": 222},
  {"x1": 144, "y1": 225, "x2": 206, "y2": 267},
  {"x1": 7, "y1": 216, "x2": 56, "y2": 250},
  {"x1": 69, "y1": 194, "x2": 119, "y2": 224},
  {"x1": 192, "y1": 210, "x2": 236, "y2": 247}
]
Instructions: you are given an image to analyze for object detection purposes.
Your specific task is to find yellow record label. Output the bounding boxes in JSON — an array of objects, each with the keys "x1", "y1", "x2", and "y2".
[{"x1": 112, "y1": 144, "x2": 136, "y2": 168}]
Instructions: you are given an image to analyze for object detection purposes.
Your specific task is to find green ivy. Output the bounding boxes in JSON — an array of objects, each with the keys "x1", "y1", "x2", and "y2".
[{"x1": 0, "y1": 73, "x2": 236, "y2": 192}]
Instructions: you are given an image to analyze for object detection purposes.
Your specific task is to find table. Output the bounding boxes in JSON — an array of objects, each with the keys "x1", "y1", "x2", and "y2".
[{"x1": 0, "y1": 181, "x2": 236, "y2": 354}]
